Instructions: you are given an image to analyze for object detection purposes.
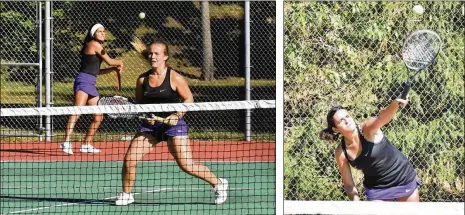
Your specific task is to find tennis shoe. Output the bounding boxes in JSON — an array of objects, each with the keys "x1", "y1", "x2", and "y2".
[
  {"x1": 80, "y1": 144, "x2": 101, "y2": 153},
  {"x1": 115, "y1": 192, "x2": 134, "y2": 206},
  {"x1": 61, "y1": 141, "x2": 73, "y2": 155},
  {"x1": 214, "y1": 178, "x2": 228, "y2": 205}
]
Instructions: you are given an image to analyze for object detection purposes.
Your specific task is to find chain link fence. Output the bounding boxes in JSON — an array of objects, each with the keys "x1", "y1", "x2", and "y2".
[
  {"x1": 1, "y1": 1, "x2": 276, "y2": 140},
  {"x1": 1, "y1": 1, "x2": 42, "y2": 135},
  {"x1": 284, "y1": 1, "x2": 464, "y2": 202}
]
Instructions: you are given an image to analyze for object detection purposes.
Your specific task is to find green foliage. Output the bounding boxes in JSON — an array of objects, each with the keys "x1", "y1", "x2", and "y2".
[
  {"x1": 1, "y1": 2, "x2": 37, "y2": 62},
  {"x1": 285, "y1": 1, "x2": 464, "y2": 201}
]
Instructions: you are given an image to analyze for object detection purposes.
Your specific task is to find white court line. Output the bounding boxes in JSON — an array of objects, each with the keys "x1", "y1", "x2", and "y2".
[
  {"x1": 4, "y1": 187, "x2": 169, "y2": 214},
  {"x1": 3, "y1": 187, "x2": 252, "y2": 214},
  {"x1": 2, "y1": 186, "x2": 254, "y2": 191}
]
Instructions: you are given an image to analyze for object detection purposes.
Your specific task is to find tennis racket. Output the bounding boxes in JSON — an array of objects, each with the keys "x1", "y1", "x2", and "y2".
[
  {"x1": 400, "y1": 29, "x2": 442, "y2": 99},
  {"x1": 97, "y1": 95, "x2": 135, "y2": 119},
  {"x1": 97, "y1": 96, "x2": 176, "y2": 125},
  {"x1": 115, "y1": 70, "x2": 121, "y2": 92}
]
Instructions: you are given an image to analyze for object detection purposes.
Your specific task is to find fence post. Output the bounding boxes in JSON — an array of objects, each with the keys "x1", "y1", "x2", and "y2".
[
  {"x1": 37, "y1": 1, "x2": 43, "y2": 141},
  {"x1": 45, "y1": 1, "x2": 52, "y2": 141},
  {"x1": 245, "y1": 1, "x2": 251, "y2": 141}
]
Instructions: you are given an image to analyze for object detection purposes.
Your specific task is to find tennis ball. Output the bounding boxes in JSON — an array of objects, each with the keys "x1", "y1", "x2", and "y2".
[
  {"x1": 413, "y1": 5, "x2": 424, "y2": 15},
  {"x1": 139, "y1": 12, "x2": 145, "y2": 19}
]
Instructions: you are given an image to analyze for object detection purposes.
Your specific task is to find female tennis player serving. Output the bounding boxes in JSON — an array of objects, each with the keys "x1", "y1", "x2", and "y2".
[
  {"x1": 115, "y1": 41, "x2": 228, "y2": 206},
  {"x1": 61, "y1": 23, "x2": 124, "y2": 155},
  {"x1": 320, "y1": 98, "x2": 421, "y2": 202}
]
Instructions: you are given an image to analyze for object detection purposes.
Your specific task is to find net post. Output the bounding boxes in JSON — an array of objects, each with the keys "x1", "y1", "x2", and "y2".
[{"x1": 245, "y1": 0, "x2": 251, "y2": 141}]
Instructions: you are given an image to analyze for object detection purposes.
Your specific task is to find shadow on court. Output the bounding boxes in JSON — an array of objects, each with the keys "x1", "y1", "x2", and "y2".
[
  {"x1": 1, "y1": 195, "x2": 111, "y2": 204},
  {"x1": 0, "y1": 149, "x2": 63, "y2": 156},
  {"x1": 1, "y1": 195, "x2": 214, "y2": 205}
]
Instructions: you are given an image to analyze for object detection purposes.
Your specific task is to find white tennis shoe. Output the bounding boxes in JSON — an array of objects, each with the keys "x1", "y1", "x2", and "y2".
[
  {"x1": 60, "y1": 141, "x2": 73, "y2": 155},
  {"x1": 80, "y1": 144, "x2": 101, "y2": 153},
  {"x1": 214, "y1": 178, "x2": 229, "y2": 205},
  {"x1": 115, "y1": 192, "x2": 134, "y2": 206}
]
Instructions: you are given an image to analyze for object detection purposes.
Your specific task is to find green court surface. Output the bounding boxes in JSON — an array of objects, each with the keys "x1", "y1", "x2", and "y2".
[{"x1": 1, "y1": 162, "x2": 275, "y2": 214}]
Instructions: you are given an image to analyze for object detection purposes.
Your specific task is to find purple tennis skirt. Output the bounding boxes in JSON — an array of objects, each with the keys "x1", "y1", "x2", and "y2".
[
  {"x1": 139, "y1": 118, "x2": 188, "y2": 141},
  {"x1": 73, "y1": 72, "x2": 99, "y2": 97},
  {"x1": 365, "y1": 176, "x2": 422, "y2": 201}
]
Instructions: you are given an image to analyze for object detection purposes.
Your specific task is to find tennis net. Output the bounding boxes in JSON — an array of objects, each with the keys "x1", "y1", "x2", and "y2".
[
  {"x1": 284, "y1": 200, "x2": 464, "y2": 215},
  {"x1": 0, "y1": 100, "x2": 276, "y2": 214}
]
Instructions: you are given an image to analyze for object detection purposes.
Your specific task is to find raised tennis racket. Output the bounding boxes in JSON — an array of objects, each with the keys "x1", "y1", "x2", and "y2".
[{"x1": 400, "y1": 29, "x2": 442, "y2": 99}]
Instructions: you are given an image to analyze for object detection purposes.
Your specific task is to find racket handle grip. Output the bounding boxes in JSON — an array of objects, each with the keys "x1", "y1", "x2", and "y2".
[
  {"x1": 116, "y1": 71, "x2": 121, "y2": 92},
  {"x1": 400, "y1": 82, "x2": 411, "y2": 99}
]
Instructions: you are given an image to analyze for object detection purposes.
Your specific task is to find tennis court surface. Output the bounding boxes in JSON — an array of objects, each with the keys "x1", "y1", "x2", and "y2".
[{"x1": 1, "y1": 100, "x2": 276, "y2": 214}]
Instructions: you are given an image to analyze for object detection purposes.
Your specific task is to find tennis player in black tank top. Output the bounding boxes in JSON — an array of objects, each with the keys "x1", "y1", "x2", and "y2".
[
  {"x1": 115, "y1": 42, "x2": 228, "y2": 206},
  {"x1": 320, "y1": 98, "x2": 421, "y2": 202},
  {"x1": 61, "y1": 23, "x2": 123, "y2": 155}
]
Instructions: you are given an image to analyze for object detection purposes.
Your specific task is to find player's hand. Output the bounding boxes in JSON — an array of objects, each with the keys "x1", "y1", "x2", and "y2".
[
  {"x1": 165, "y1": 114, "x2": 179, "y2": 126},
  {"x1": 144, "y1": 118, "x2": 156, "y2": 126},
  {"x1": 116, "y1": 64, "x2": 123, "y2": 73},
  {"x1": 394, "y1": 98, "x2": 408, "y2": 108}
]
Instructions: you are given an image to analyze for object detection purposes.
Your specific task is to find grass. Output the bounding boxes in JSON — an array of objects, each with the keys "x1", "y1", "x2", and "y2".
[
  {"x1": 1, "y1": 79, "x2": 274, "y2": 105},
  {"x1": 1, "y1": 51, "x2": 274, "y2": 105}
]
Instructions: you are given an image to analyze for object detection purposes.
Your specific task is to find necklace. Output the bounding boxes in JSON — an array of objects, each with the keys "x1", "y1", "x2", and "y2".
[{"x1": 152, "y1": 67, "x2": 167, "y2": 76}]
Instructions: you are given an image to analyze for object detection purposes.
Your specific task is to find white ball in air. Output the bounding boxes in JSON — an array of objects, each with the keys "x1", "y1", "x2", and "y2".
[
  {"x1": 139, "y1": 12, "x2": 146, "y2": 19},
  {"x1": 413, "y1": 5, "x2": 424, "y2": 15}
]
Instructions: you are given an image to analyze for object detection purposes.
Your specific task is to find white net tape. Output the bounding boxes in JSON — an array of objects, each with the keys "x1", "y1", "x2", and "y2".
[
  {"x1": 1, "y1": 100, "x2": 276, "y2": 117},
  {"x1": 284, "y1": 201, "x2": 464, "y2": 215}
]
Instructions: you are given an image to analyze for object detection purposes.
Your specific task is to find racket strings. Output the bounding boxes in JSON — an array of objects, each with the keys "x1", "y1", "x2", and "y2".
[
  {"x1": 98, "y1": 96, "x2": 135, "y2": 119},
  {"x1": 403, "y1": 32, "x2": 441, "y2": 70}
]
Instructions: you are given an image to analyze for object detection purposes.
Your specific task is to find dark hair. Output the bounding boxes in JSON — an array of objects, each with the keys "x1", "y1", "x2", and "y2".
[
  {"x1": 319, "y1": 105, "x2": 344, "y2": 141},
  {"x1": 79, "y1": 23, "x2": 102, "y2": 56}
]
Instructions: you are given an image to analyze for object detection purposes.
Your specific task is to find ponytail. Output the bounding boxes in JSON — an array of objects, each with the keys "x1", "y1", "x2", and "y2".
[
  {"x1": 80, "y1": 26, "x2": 94, "y2": 56},
  {"x1": 320, "y1": 105, "x2": 344, "y2": 141},
  {"x1": 319, "y1": 127, "x2": 339, "y2": 141}
]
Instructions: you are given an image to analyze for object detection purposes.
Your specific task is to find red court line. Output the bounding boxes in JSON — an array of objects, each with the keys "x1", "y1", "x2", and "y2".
[{"x1": 0, "y1": 140, "x2": 275, "y2": 162}]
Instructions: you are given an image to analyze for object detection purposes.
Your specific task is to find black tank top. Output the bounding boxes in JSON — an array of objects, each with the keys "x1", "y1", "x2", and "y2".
[
  {"x1": 341, "y1": 126, "x2": 416, "y2": 188},
  {"x1": 141, "y1": 67, "x2": 180, "y2": 118},
  {"x1": 79, "y1": 54, "x2": 102, "y2": 76}
]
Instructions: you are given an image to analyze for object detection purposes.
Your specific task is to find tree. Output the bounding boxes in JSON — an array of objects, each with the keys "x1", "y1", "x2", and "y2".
[{"x1": 201, "y1": 1, "x2": 214, "y2": 80}]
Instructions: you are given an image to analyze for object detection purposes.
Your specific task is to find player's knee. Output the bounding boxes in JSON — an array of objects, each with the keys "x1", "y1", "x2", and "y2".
[
  {"x1": 94, "y1": 113, "x2": 103, "y2": 121},
  {"x1": 178, "y1": 162, "x2": 195, "y2": 173},
  {"x1": 124, "y1": 157, "x2": 138, "y2": 169},
  {"x1": 71, "y1": 114, "x2": 81, "y2": 119}
]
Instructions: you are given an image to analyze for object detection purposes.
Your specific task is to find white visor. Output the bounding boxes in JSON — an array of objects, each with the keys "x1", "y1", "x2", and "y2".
[{"x1": 89, "y1": 24, "x2": 104, "y2": 38}]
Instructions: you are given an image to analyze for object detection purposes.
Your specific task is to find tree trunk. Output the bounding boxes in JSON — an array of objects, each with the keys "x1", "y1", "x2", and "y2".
[{"x1": 201, "y1": 1, "x2": 214, "y2": 80}]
